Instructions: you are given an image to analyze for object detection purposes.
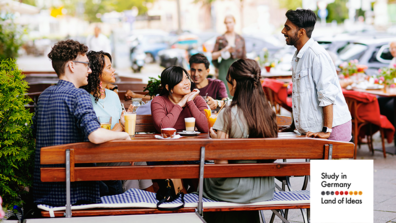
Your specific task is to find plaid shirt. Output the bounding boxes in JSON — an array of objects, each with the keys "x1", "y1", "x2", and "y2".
[{"x1": 32, "y1": 80, "x2": 101, "y2": 206}]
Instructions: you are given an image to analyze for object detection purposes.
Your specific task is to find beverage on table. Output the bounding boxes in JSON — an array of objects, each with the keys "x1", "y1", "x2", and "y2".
[
  {"x1": 185, "y1": 117, "x2": 196, "y2": 132},
  {"x1": 208, "y1": 113, "x2": 217, "y2": 128},
  {"x1": 98, "y1": 116, "x2": 111, "y2": 130},
  {"x1": 124, "y1": 112, "x2": 137, "y2": 137}
]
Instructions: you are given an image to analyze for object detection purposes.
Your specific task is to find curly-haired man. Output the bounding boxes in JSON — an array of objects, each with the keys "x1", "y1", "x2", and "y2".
[{"x1": 32, "y1": 39, "x2": 130, "y2": 207}]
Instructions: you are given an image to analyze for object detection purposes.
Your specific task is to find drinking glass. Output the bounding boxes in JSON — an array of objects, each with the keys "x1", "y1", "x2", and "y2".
[{"x1": 98, "y1": 116, "x2": 112, "y2": 130}]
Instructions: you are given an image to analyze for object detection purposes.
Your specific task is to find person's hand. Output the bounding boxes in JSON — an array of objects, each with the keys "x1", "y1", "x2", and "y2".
[
  {"x1": 120, "y1": 111, "x2": 125, "y2": 126},
  {"x1": 125, "y1": 90, "x2": 134, "y2": 100},
  {"x1": 207, "y1": 96, "x2": 218, "y2": 110},
  {"x1": 210, "y1": 127, "x2": 218, "y2": 139},
  {"x1": 122, "y1": 132, "x2": 132, "y2": 140},
  {"x1": 127, "y1": 104, "x2": 134, "y2": 112},
  {"x1": 112, "y1": 123, "x2": 124, "y2": 132},
  {"x1": 306, "y1": 131, "x2": 331, "y2": 139},
  {"x1": 187, "y1": 89, "x2": 200, "y2": 102},
  {"x1": 228, "y1": 46, "x2": 235, "y2": 53},
  {"x1": 176, "y1": 94, "x2": 190, "y2": 108}
]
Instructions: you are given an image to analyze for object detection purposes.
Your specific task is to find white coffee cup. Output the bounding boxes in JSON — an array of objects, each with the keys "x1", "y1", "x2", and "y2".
[{"x1": 184, "y1": 117, "x2": 196, "y2": 132}]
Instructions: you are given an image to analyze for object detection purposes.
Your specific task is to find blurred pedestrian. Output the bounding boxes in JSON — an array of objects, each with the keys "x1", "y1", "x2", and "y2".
[
  {"x1": 212, "y1": 15, "x2": 246, "y2": 96},
  {"x1": 86, "y1": 26, "x2": 111, "y2": 54}
]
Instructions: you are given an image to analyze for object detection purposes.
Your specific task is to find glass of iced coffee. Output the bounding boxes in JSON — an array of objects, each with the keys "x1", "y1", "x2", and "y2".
[
  {"x1": 184, "y1": 117, "x2": 196, "y2": 132},
  {"x1": 124, "y1": 112, "x2": 136, "y2": 137}
]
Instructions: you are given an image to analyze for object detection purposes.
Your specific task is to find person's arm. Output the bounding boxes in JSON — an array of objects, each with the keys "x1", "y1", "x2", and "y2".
[
  {"x1": 306, "y1": 105, "x2": 332, "y2": 138},
  {"x1": 88, "y1": 128, "x2": 130, "y2": 144},
  {"x1": 187, "y1": 96, "x2": 209, "y2": 133},
  {"x1": 125, "y1": 90, "x2": 151, "y2": 100},
  {"x1": 212, "y1": 36, "x2": 232, "y2": 60},
  {"x1": 151, "y1": 96, "x2": 183, "y2": 132},
  {"x1": 306, "y1": 53, "x2": 338, "y2": 139}
]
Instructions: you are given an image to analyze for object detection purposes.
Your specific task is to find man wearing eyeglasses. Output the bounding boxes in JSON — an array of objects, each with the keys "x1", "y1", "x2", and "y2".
[{"x1": 32, "y1": 39, "x2": 130, "y2": 207}]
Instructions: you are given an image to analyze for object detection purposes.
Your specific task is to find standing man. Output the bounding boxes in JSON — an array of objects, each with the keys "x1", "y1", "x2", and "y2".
[
  {"x1": 32, "y1": 40, "x2": 130, "y2": 206},
  {"x1": 86, "y1": 26, "x2": 111, "y2": 53},
  {"x1": 281, "y1": 9, "x2": 351, "y2": 141},
  {"x1": 189, "y1": 53, "x2": 228, "y2": 110}
]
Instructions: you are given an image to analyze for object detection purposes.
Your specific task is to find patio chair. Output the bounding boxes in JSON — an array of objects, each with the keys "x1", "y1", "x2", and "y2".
[
  {"x1": 262, "y1": 79, "x2": 292, "y2": 115},
  {"x1": 343, "y1": 90, "x2": 395, "y2": 158}
]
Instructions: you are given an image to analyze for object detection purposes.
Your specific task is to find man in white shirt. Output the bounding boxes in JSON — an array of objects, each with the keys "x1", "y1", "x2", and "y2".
[
  {"x1": 86, "y1": 26, "x2": 111, "y2": 54},
  {"x1": 281, "y1": 9, "x2": 351, "y2": 142}
]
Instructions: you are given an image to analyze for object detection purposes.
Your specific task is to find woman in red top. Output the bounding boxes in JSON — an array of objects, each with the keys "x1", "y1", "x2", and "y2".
[{"x1": 151, "y1": 66, "x2": 209, "y2": 133}]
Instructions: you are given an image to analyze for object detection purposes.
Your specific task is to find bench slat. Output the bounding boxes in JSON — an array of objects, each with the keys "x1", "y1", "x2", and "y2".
[
  {"x1": 41, "y1": 204, "x2": 310, "y2": 217},
  {"x1": 41, "y1": 163, "x2": 310, "y2": 182},
  {"x1": 40, "y1": 139, "x2": 354, "y2": 165}
]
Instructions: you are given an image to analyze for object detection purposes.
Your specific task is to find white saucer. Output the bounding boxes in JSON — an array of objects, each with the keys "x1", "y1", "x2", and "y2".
[
  {"x1": 155, "y1": 134, "x2": 182, "y2": 140},
  {"x1": 177, "y1": 131, "x2": 200, "y2": 136}
]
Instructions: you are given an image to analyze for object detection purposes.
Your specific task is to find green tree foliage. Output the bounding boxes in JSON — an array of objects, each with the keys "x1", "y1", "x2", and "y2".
[
  {"x1": 278, "y1": 0, "x2": 302, "y2": 10},
  {"x1": 0, "y1": 59, "x2": 35, "y2": 209},
  {"x1": 0, "y1": 14, "x2": 25, "y2": 61},
  {"x1": 326, "y1": 0, "x2": 349, "y2": 23},
  {"x1": 62, "y1": 0, "x2": 155, "y2": 23}
]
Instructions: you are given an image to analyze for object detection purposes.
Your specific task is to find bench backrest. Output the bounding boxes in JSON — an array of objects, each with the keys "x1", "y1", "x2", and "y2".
[
  {"x1": 40, "y1": 138, "x2": 354, "y2": 183},
  {"x1": 116, "y1": 82, "x2": 147, "y2": 92}
]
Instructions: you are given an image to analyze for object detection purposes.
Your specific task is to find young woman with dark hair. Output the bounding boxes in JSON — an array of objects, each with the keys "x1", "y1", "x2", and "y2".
[
  {"x1": 82, "y1": 51, "x2": 153, "y2": 195},
  {"x1": 204, "y1": 59, "x2": 278, "y2": 223},
  {"x1": 151, "y1": 66, "x2": 209, "y2": 133}
]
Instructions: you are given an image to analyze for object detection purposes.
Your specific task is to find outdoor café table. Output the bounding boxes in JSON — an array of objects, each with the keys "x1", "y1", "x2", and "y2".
[
  {"x1": 131, "y1": 132, "x2": 304, "y2": 140},
  {"x1": 261, "y1": 69, "x2": 292, "y2": 79},
  {"x1": 350, "y1": 87, "x2": 396, "y2": 154}
]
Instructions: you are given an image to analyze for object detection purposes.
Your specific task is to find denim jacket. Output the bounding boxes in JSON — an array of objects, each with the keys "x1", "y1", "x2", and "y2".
[{"x1": 291, "y1": 38, "x2": 351, "y2": 134}]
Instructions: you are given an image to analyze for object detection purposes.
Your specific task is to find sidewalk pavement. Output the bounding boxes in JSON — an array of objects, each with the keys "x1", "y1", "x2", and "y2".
[{"x1": 264, "y1": 131, "x2": 396, "y2": 223}]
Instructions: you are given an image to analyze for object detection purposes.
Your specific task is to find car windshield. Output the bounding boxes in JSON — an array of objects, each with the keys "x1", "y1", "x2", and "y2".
[{"x1": 338, "y1": 43, "x2": 368, "y2": 62}]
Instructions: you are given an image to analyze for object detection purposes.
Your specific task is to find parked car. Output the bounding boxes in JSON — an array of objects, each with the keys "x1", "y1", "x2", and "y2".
[
  {"x1": 336, "y1": 38, "x2": 394, "y2": 76},
  {"x1": 127, "y1": 30, "x2": 169, "y2": 63},
  {"x1": 158, "y1": 34, "x2": 200, "y2": 69}
]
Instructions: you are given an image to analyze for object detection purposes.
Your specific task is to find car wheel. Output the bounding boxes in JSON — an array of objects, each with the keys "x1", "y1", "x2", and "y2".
[{"x1": 145, "y1": 53, "x2": 154, "y2": 63}]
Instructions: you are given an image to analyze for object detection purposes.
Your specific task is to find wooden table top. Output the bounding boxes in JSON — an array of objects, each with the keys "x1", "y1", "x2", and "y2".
[
  {"x1": 350, "y1": 88, "x2": 396, "y2": 97},
  {"x1": 261, "y1": 70, "x2": 292, "y2": 78},
  {"x1": 131, "y1": 132, "x2": 303, "y2": 140}
]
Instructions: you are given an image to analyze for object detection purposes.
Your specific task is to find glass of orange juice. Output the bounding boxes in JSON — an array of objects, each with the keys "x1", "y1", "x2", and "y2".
[
  {"x1": 98, "y1": 116, "x2": 112, "y2": 130},
  {"x1": 208, "y1": 113, "x2": 218, "y2": 128}
]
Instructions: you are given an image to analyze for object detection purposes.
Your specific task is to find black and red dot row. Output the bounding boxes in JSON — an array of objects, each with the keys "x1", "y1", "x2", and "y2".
[{"x1": 321, "y1": 191, "x2": 363, "y2": 196}]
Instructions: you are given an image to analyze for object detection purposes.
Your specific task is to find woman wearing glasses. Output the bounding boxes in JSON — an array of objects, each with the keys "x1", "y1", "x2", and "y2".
[
  {"x1": 82, "y1": 51, "x2": 153, "y2": 195},
  {"x1": 151, "y1": 66, "x2": 209, "y2": 133}
]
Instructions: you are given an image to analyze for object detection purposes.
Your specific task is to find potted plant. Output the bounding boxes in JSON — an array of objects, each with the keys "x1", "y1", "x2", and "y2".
[
  {"x1": 339, "y1": 59, "x2": 367, "y2": 78},
  {"x1": 256, "y1": 48, "x2": 278, "y2": 73},
  {"x1": 377, "y1": 67, "x2": 396, "y2": 93},
  {"x1": 143, "y1": 75, "x2": 162, "y2": 98}
]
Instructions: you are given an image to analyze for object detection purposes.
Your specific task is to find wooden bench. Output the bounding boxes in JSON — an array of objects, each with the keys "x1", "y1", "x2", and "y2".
[{"x1": 39, "y1": 138, "x2": 354, "y2": 222}]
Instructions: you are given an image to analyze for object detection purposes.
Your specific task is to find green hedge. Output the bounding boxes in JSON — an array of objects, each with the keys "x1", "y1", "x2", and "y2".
[{"x1": 0, "y1": 59, "x2": 35, "y2": 209}]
